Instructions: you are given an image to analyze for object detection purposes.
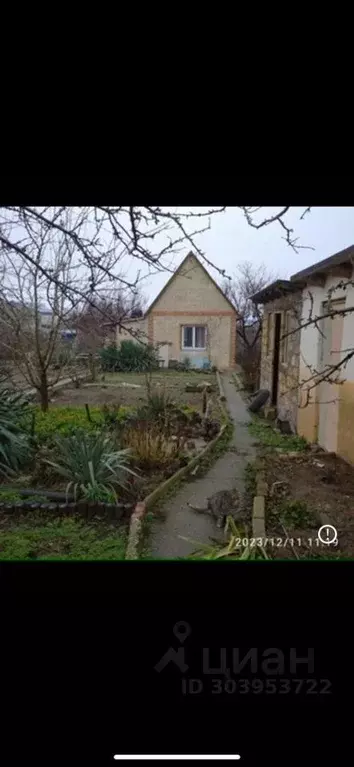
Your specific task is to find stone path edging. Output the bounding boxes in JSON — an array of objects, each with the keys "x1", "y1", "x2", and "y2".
[{"x1": 252, "y1": 466, "x2": 266, "y2": 538}]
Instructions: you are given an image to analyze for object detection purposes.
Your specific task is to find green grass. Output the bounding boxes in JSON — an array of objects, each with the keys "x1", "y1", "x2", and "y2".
[
  {"x1": 273, "y1": 498, "x2": 316, "y2": 528},
  {"x1": 31, "y1": 405, "x2": 133, "y2": 440},
  {"x1": 0, "y1": 489, "x2": 22, "y2": 503},
  {"x1": 248, "y1": 417, "x2": 307, "y2": 452},
  {"x1": 0, "y1": 515, "x2": 127, "y2": 560},
  {"x1": 244, "y1": 461, "x2": 257, "y2": 496}
]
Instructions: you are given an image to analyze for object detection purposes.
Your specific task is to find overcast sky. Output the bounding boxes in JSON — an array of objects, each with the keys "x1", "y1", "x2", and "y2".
[{"x1": 139, "y1": 207, "x2": 354, "y2": 305}]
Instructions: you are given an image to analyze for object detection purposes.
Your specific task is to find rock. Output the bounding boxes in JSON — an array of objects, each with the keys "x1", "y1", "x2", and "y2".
[
  {"x1": 309, "y1": 443, "x2": 322, "y2": 453},
  {"x1": 185, "y1": 382, "x2": 216, "y2": 393},
  {"x1": 171, "y1": 435, "x2": 179, "y2": 442},
  {"x1": 313, "y1": 461, "x2": 325, "y2": 468}
]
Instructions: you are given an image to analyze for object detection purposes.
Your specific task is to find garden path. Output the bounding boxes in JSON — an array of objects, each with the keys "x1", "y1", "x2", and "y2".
[{"x1": 149, "y1": 371, "x2": 256, "y2": 558}]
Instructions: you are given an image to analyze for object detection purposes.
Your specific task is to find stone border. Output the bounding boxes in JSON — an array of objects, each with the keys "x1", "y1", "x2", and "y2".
[
  {"x1": 216, "y1": 370, "x2": 226, "y2": 401},
  {"x1": 125, "y1": 418, "x2": 229, "y2": 559},
  {"x1": 125, "y1": 501, "x2": 147, "y2": 559},
  {"x1": 252, "y1": 468, "x2": 267, "y2": 538}
]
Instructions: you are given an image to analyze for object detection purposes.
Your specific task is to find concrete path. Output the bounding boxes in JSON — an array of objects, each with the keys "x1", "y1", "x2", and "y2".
[{"x1": 149, "y1": 371, "x2": 256, "y2": 559}]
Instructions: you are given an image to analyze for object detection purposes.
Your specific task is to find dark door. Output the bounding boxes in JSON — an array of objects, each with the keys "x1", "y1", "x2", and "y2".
[{"x1": 271, "y1": 313, "x2": 281, "y2": 406}]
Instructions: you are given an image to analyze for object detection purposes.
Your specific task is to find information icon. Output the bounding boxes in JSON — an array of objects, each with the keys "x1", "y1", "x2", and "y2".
[{"x1": 317, "y1": 524, "x2": 338, "y2": 545}]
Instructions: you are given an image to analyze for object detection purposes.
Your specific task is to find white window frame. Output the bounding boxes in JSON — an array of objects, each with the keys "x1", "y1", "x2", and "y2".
[{"x1": 181, "y1": 325, "x2": 207, "y2": 351}]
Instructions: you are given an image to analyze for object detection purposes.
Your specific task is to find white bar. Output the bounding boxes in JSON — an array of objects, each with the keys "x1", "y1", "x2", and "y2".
[{"x1": 113, "y1": 757, "x2": 241, "y2": 761}]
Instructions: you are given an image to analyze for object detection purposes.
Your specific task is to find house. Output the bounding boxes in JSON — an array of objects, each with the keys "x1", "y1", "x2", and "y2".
[
  {"x1": 253, "y1": 245, "x2": 354, "y2": 464},
  {"x1": 251, "y1": 279, "x2": 303, "y2": 432},
  {"x1": 115, "y1": 252, "x2": 237, "y2": 370}
]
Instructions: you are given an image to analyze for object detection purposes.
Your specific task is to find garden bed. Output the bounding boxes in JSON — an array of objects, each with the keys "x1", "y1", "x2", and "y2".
[
  {"x1": 248, "y1": 414, "x2": 354, "y2": 559},
  {"x1": 263, "y1": 450, "x2": 354, "y2": 559},
  {"x1": 49, "y1": 371, "x2": 219, "y2": 413},
  {"x1": 1, "y1": 371, "x2": 225, "y2": 563}
]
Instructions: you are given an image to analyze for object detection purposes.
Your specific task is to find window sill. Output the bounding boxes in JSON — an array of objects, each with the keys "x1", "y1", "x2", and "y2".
[{"x1": 182, "y1": 348, "x2": 207, "y2": 352}]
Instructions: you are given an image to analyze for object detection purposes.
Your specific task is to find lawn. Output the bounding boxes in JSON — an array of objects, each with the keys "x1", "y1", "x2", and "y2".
[{"x1": 0, "y1": 512, "x2": 127, "y2": 560}]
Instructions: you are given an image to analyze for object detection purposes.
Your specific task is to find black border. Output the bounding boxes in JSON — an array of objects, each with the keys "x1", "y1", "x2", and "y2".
[{"x1": 0, "y1": 175, "x2": 351, "y2": 205}]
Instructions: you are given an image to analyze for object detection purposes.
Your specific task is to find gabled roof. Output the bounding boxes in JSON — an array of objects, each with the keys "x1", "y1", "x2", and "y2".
[{"x1": 145, "y1": 252, "x2": 236, "y2": 315}]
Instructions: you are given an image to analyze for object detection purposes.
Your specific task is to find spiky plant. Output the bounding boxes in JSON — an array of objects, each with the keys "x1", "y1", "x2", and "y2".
[
  {"x1": 0, "y1": 388, "x2": 32, "y2": 477},
  {"x1": 180, "y1": 516, "x2": 269, "y2": 560},
  {"x1": 43, "y1": 429, "x2": 138, "y2": 501}
]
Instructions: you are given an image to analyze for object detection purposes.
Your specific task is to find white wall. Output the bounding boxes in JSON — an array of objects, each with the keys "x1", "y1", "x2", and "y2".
[{"x1": 299, "y1": 275, "x2": 353, "y2": 378}]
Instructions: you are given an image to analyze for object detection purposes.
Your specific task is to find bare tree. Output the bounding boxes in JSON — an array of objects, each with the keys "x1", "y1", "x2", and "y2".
[
  {"x1": 223, "y1": 261, "x2": 277, "y2": 351},
  {"x1": 240, "y1": 206, "x2": 314, "y2": 252},
  {"x1": 71, "y1": 288, "x2": 147, "y2": 382},
  {"x1": 222, "y1": 261, "x2": 276, "y2": 389},
  {"x1": 0, "y1": 207, "x2": 229, "y2": 316},
  {"x1": 0, "y1": 213, "x2": 81, "y2": 410}
]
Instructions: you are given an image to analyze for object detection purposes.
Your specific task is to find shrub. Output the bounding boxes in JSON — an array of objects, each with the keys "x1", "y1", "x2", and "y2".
[
  {"x1": 101, "y1": 404, "x2": 124, "y2": 428},
  {"x1": 32, "y1": 406, "x2": 132, "y2": 441},
  {"x1": 100, "y1": 341, "x2": 160, "y2": 373},
  {"x1": 277, "y1": 499, "x2": 315, "y2": 528},
  {"x1": 122, "y1": 425, "x2": 182, "y2": 471},
  {"x1": 0, "y1": 490, "x2": 22, "y2": 503},
  {"x1": 145, "y1": 389, "x2": 175, "y2": 420},
  {"x1": 43, "y1": 430, "x2": 138, "y2": 501},
  {"x1": 0, "y1": 388, "x2": 32, "y2": 477},
  {"x1": 182, "y1": 356, "x2": 191, "y2": 370}
]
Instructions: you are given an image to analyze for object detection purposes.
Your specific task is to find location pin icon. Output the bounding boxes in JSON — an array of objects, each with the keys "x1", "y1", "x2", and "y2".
[{"x1": 173, "y1": 621, "x2": 191, "y2": 643}]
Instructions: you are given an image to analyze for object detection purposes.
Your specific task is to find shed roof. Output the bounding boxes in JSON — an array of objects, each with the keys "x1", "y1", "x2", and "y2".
[{"x1": 251, "y1": 279, "x2": 303, "y2": 304}]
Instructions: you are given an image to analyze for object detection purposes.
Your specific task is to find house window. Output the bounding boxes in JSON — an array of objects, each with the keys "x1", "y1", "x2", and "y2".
[{"x1": 182, "y1": 325, "x2": 207, "y2": 350}]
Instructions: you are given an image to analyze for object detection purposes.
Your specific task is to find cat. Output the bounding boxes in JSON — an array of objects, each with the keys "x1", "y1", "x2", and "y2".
[{"x1": 187, "y1": 488, "x2": 240, "y2": 528}]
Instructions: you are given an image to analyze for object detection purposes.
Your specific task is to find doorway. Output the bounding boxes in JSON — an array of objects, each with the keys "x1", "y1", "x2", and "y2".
[{"x1": 271, "y1": 313, "x2": 282, "y2": 406}]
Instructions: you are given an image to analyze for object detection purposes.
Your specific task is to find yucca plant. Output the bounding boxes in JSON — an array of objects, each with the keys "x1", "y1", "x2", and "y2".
[
  {"x1": 0, "y1": 388, "x2": 32, "y2": 477},
  {"x1": 43, "y1": 429, "x2": 138, "y2": 501},
  {"x1": 180, "y1": 516, "x2": 269, "y2": 560}
]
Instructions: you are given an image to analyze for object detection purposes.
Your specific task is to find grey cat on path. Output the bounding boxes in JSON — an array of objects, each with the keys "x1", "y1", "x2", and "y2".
[{"x1": 187, "y1": 489, "x2": 240, "y2": 529}]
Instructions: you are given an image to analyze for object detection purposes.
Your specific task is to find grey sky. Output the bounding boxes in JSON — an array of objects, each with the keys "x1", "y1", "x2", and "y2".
[{"x1": 138, "y1": 207, "x2": 354, "y2": 305}]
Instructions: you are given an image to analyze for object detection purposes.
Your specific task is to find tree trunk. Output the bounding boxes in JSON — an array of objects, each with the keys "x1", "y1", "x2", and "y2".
[
  {"x1": 89, "y1": 353, "x2": 97, "y2": 382},
  {"x1": 39, "y1": 372, "x2": 49, "y2": 412}
]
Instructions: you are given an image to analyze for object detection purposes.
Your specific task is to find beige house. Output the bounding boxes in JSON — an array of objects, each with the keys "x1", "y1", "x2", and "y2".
[
  {"x1": 254, "y1": 245, "x2": 354, "y2": 465},
  {"x1": 116, "y1": 252, "x2": 237, "y2": 371}
]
